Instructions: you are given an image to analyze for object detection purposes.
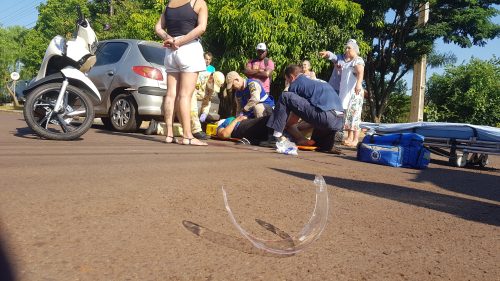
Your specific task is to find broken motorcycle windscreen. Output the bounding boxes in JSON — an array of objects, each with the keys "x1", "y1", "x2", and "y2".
[{"x1": 222, "y1": 175, "x2": 329, "y2": 255}]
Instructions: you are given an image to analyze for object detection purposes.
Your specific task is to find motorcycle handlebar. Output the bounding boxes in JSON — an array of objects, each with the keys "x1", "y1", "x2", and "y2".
[
  {"x1": 76, "y1": 5, "x2": 83, "y2": 21},
  {"x1": 75, "y1": 5, "x2": 88, "y2": 28}
]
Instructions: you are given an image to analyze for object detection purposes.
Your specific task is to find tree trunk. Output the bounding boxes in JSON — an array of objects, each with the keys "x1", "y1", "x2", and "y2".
[
  {"x1": 5, "y1": 84, "x2": 20, "y2": 108},
  {"x1": 365, "y1": 54, "x2": 377, "y2": 122}
]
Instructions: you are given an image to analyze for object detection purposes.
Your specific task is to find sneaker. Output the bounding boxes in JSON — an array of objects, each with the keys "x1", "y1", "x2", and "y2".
[
  {"x1": 144, "y1": 119, "x2": 158, "y2": 135},
  {"x1": 193, "y1": 131, "x2": 209, "y2": 140}
]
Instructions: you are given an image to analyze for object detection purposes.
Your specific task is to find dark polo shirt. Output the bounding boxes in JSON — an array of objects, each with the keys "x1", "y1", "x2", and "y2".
[{"x1": 288, "y1": 74, "x2": 343, "y2": 112}]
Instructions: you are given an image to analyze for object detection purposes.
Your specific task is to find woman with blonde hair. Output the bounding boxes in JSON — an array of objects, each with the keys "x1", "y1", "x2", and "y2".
[{"x1": 338, "y1": 39, "x2": 365, "y2": 146}]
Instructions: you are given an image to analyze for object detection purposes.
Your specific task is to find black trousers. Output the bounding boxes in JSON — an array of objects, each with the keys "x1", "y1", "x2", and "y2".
[
  {"x1": 266, "y1": 92, "x2": 343, "y2": 150},
  {"x1": 232, "y1": 116, "x2": 271, "y2": 145}
]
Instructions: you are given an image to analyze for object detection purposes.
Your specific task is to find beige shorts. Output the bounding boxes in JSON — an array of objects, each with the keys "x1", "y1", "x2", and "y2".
[{"x1": 164, "y1": 38, "x2": 206, "y2": 73}]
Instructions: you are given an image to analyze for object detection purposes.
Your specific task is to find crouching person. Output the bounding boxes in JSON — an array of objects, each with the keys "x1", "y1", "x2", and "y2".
[
  {"x1": 225, "y1": 71, "x2": 274, "y2": 118},
  {"x1": 191, "y1": 71, "x2": 225, "y2": 139},
  {"x1": 264, "y1": 64, "x2": 344, "y2": 151}
]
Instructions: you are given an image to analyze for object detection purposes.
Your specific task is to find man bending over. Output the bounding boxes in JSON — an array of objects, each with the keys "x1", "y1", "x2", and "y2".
[{"x1": 264, "y1": 64, "x2": 344, "y2": 151}]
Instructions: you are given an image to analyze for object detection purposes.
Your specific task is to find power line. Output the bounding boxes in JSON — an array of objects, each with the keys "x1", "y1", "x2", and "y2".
[
  {"x1": 0, "y1": 3, "x2": 38, "y2": 24},
  {"x1": 24, "y1": 20, "x2": 37, "y2": 29},
  {"x1": 0, "y1": 0, "x2": 32, "y2": 16},
  {"x1": 0, "y1": 3, "x2": 40, "y2": 27},
  {"x1": 0, "y1": 3, "x2": 37, "y2": 21}
]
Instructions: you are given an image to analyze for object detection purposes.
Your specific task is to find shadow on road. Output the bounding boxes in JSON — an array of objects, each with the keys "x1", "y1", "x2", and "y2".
[
  {"x1": 182, "y1": 220, "x2": 294, "y2": 258},
  {"x1": 430, "y1": 157, "x2": 498, "y2": 171},
  {"x1": 13, "y1": 127, "x2": 39, "y2": 140},
  {"x1": 413, "y1": 167, "x2": 499, "y2": 203},
  {"x1": 0, "y1": 228, "x2": 16, "y2": 281},
  {"x1": 271, "y1": 168, "x2": 500, "y2": 227},
  {"x1": 13, "y1": 126, "x2": 85, "y2": 141},
  {"x1": 93, "y1": 126, "x2": 165, "y2": 143}
]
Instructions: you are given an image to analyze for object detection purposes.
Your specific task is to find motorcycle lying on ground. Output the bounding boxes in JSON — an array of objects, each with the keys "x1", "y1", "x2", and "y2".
[{"x1": 23, "y1": 6, "x2": 100, "y2": 140}]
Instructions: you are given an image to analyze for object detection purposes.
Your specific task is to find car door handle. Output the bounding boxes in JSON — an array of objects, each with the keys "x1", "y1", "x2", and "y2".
[{"x1": 106, "y1": 71, "x2": 114, "y2": 76}]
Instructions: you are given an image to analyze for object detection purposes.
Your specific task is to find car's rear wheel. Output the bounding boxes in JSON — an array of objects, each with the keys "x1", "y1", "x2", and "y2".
[{"x1": 109, "y1": 94, "x2": 142, "y2": 132}]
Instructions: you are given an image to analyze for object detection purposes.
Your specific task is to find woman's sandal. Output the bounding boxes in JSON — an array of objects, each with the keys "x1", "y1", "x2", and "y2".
[
  {"x1": 165, "y1": 136, "x2": 177, "y2": 144},
  {"x1": 344, "y1": 142, "x2": 358, "y2": 147},
  {"x1": 181, "y1": 138, "x2": 208, "y2": 146}
]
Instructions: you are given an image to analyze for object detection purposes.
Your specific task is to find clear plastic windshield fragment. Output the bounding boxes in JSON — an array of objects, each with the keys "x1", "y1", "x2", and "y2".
[{"x1": 222, "y1": 175, "x2": 329, "y2": 255}]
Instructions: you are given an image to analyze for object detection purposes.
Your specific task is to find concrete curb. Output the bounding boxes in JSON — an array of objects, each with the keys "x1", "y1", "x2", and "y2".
[{"x1": 0, "y1": 109, "x2": 22, "y2": 114}]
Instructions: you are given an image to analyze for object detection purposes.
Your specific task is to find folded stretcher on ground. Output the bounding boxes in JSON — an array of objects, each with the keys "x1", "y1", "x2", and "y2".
[{"x1": 360, "y1": 122, "x2": 500, "y2": 168}]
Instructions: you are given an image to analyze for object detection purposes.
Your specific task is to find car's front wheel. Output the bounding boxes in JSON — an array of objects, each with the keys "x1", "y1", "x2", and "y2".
[{"x1": 109, "y1": 94, "x2": 141, "y2": 132}]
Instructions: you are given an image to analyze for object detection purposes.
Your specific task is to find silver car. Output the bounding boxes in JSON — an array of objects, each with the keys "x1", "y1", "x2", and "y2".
[{"x1": 87, "y1": 39, "x2": 166, "y2": 132}]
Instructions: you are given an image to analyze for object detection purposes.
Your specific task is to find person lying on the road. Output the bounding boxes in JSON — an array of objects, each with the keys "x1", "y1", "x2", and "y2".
[
  {"x1": 216, "y1": 115, "x2": 316, "y2": 147},
  {"x1": 216, "y1": 115, "x2": 270, "y2": 145}
]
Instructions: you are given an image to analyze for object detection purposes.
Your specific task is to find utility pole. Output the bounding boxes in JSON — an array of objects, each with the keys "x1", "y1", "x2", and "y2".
[
  {"x1": 410, "y1": 2, "x2": 429, "y2": 122},
  {"x1": 109, "y1": 0, "x2": 114, "y2": 16}
]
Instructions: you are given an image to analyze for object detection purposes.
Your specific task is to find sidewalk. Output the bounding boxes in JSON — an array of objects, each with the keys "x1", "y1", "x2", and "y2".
[{"x1": 0, "y1": 104, "x2": 23, "y2": 113}]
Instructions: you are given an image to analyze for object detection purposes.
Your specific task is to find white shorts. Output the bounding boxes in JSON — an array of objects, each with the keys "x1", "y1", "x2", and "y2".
[{"x1": 164, "y1": 38, "x2": 206, "y2": 73}]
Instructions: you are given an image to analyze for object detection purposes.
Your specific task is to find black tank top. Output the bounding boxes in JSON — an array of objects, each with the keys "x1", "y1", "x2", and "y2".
[{"x1": 164, "y1": 0, "x2": 198, "y2": 37}]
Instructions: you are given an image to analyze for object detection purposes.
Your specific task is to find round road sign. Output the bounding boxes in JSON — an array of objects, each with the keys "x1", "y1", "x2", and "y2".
[{"x1": 10, "y1": 72, "x2": 20, "y2": 81}]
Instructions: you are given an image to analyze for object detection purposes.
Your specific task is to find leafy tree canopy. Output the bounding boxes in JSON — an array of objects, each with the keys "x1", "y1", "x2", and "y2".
[
  {"x1": 204, "y1": 0, "x2": 365, "y2": 95},
  {"x1": 353, "y1": 0, "x2": 499, "y2": 122},
  {"x1": 89, "y1": 0, "x2": 164, "y2": 40},
  {"x1": 379, "y1": 80, "x2": 411, "y2": 123},
  {"x1": 425, "y1": 57, "x2": 500, "y2": 126},
  {"x1": 0, "y1": 26, "x2": 28, "y2": 92}
]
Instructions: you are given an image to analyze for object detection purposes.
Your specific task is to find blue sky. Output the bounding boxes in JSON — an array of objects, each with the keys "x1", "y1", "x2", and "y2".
[
  {"x1": 0, "y1": 0, "x2": 498, "y2": 80},
  {"x1": 0, "y1": 0, "x2": 43, "y2": 29}
]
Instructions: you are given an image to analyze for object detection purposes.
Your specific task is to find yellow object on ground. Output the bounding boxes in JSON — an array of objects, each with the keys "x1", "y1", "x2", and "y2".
[{"x1": 206, "y1": 123, "x2": 218, "y2": 136}]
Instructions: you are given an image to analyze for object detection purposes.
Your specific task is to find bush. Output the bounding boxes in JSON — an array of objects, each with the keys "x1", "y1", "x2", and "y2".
[
  {"x1": 381, "y1": 92, "x2": 411, "y2": 123},
  {"x1": 425, "y1": 58, "x2": 500, "y2": 126},
  {"x1": 0, "y1": 93, "x2": 12, "y2": 105}
]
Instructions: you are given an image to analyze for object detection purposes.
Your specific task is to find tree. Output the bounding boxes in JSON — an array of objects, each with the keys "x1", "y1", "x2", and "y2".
[
  {"x1": 427, "y1": 50, "x2": 457, "y2": 69},
  {"x1": 204, "y1": 0, "x2": 365, "y2": 96},
  {"x1": 19, "y1": 0, "x2": 91, "y2": 77},
  {"x1": 380, "y1": 80, "x2": 411, "y2": 123},
  {"x1": 353, "y1": 0, "x2": 500, "y2": 122},
  {"x1": 89, "y1": 0, "x2": 163, "y2": 41},
  {"x1": 20, "y1": 0, "x2": 165, "y2": 75},
  {"x1": 425, "y1": 57, "x2": 500, "y2": 126},
  {"x1": 0, "y1": 25, "x2": 27, "y2": 106},
  {"x1": 18, "y1": 28, "x2": 49, "y2": 79},
  {"x1": 377, "y1": 49, "x2": 455, "y2": 123}
]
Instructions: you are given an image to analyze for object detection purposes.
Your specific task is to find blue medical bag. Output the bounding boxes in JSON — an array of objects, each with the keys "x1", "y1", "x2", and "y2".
[{"x1": 357, "y1": 133, "x2": 431, "y2": 169}]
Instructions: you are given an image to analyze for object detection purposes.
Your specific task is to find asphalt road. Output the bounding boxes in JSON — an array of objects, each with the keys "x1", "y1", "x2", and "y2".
[{"x1": 0, "y1": 111, "x2": 499, "y2": 281}]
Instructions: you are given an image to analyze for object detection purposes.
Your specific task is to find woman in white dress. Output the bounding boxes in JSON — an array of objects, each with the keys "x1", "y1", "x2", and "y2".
[{"x1": 337, "y1": 39, "x2": 365, "y2": 147}]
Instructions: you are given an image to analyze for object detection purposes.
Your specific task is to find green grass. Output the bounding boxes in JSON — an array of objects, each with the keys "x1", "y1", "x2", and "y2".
[{"x1": 0, "y1": 104, "x2": 23, "y2": 111}]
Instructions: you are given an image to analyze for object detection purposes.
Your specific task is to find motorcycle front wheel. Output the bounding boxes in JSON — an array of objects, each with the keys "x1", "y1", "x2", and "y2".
[{"x1": 23, "y1": 82, "x2": 95, "y2": 140}]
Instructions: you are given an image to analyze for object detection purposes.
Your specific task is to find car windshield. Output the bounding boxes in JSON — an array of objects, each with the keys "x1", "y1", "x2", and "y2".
[{"x1": 138, "y1": 43, "x2": 165, "y2": 65}]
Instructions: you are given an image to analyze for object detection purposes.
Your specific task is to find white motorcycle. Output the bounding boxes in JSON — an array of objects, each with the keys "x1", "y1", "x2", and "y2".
[{"x1": 23, "y1": 6, "x2": 101, "y2": 140}]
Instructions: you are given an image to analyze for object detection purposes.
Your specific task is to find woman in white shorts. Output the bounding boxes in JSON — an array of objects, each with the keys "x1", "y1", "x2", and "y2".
[{"x1": 155, "y1": 0, "x2": 208, "y2": 146}]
